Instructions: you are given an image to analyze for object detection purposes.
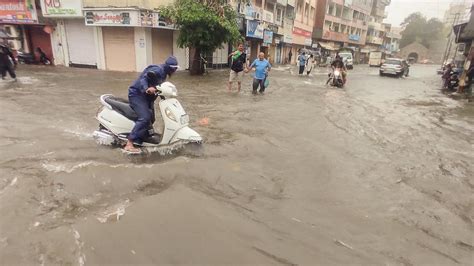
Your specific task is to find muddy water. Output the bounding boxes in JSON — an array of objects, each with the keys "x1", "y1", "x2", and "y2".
[{"x1": 0, "y1": 64, "x2": 472, "y2": 265}]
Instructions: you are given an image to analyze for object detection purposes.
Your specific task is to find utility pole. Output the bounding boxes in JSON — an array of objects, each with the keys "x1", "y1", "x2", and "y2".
[{"x1": 441, "y1": 12, "x2": 460, "y2": 68}]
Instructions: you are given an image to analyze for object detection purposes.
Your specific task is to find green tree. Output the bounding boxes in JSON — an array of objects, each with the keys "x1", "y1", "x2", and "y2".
[
  {"x1": 160, "y1": 0, "x2": 243, "y2": 75},
  {"x1": 400, "y1": 12, "x2": 444, "y2": 48}
]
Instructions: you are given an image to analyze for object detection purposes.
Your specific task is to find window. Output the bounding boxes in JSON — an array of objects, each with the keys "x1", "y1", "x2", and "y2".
[
  {"x1": 327, "y1": 3, "x2": 335, "y2": 16},
  {"x1": 324, "y1": 20, "x2": 332, "y2": 30},
  {"x1": 335, "y1": 4, "x2": 342, "y2": 17},
  {"x1": 305, "y1": 3, "x2": 309, "y2": 18},
  {"x1": 311, "y1": 7, "x2": 315, "y2": 20},
  {"x1": 333, "y1": 23, "x2": 340, "y2": 32},
  {"x1": 256, "y1": 0, "x2": 262, "y2": 7},
  {"x1": 353, "y1": 11, "x2": 359, "y2": 21},
  {"x1": 5, "y1": 27, "x2": 11, "y2": 35},
  {"x1": 266, "y1": 2, "x2": 274, "y2": 12},
  {"x1": 341, "y1": 25, "x2": 347, "y2": 33},
  {"x1": 276, "y1": 8, "x2": 283, "y2": 24},
  {"x1": 297, "y1": 0, "x2": 304, "y2": 14}
]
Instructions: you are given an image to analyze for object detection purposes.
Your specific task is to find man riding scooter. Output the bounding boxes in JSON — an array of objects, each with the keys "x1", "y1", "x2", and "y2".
[
  {"x1": 124, "y1": 56, "x2": 179, "y2": 153},
  {"x1": 330, "y1": 53, "x2": 347, "y2": 84}
]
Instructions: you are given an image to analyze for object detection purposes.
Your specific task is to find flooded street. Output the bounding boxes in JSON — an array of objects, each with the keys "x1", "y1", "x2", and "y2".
[{"x1": 0, "y1": 64, "x2": 473, "y2": 265}]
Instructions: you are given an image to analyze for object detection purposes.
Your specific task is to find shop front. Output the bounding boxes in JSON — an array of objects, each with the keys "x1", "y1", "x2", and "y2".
[
  {"x1": 282, "y1": 18, "x2": 294, "y2": 64},
  {"x1": 0, "y1": 0, "x2": 54, "y2": 64},
  {"x1": 261, "y1": 29, "x2": 274, "y2": 63},
  {"x1": 83, "y1": 8, "x2": 142, "y2": 72},
  {"x1": 292, "y1": 27, "x2": 312, "y2": 55},
  {"x1": 246, "y1": 19, "x2": 264, "y2": 62},
  {"x1": 39, "y1": 0, "x2": 97, "y2": 67},
  {"x1": 64, "y1": 19, "x2": 97, "y2": 67}
]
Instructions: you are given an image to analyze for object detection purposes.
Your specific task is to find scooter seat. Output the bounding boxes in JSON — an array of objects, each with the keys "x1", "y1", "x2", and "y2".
[{"x1": 104, "y1": 96, "x2": 138, "y2": 121}]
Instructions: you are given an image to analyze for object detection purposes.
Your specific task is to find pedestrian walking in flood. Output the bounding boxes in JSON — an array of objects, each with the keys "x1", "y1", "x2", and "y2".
[
  {"x1": 245, "y1": 52, "x2": 271, "y2": 95},
  {"x1": 298, "y1": 52, "x2": 306, "y2": 75},
  {"x1": 228, "y1": 43, "x2": 246, "y2": 92},
  {"x1": 0, "y1": 43, "x2": 17, "y2": 81},
  {"x1": 288, "y1": 50, "x2": 293, "y2": 64},
  {"x1": 306, "y1": 54, "x2": 315, "y2": 75}
]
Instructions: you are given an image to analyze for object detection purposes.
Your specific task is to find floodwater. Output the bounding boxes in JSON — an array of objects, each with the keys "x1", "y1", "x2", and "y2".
[{"x1": 0, "y1": 64, "x2": 472, "y2": 265}]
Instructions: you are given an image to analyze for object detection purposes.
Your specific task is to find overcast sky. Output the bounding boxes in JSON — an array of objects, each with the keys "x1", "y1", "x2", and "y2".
[{"x1": 384, "y1": 0, "x2": 472, "y2": 26}]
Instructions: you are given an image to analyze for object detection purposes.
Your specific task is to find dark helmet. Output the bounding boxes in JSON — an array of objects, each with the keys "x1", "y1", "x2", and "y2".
[{"x1": 165, "y1": 56, "x2": 179, "y2": 74}]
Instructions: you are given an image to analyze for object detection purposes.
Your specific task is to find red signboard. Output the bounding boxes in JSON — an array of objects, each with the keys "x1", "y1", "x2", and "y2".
[
  {"x1": 292, "y1": 27, "x2": 311, "y2": 38},
  {"x1": 0, "y1": 0, "x2": 38, "y2": 24}
]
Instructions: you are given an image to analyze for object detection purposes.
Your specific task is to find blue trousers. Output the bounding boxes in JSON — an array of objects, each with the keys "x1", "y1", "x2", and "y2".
[{"x1": 128, "y1": 95, "x2": 155, "y2": 143}]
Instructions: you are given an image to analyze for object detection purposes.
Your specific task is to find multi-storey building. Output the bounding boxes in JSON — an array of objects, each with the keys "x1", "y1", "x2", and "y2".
[
  {"x1": 236, "y1": 0, "x2": 316, "y2": 65},
  {"x1": 312, "y1": 0, "x2": 372, "y2": 62},
  {"x1": 384, "y1": 25, "x2": 401, "y2": 55},
  {"x1": 363, "y1": 0, "x2": 390, "y2": 56},
  {"x1": 0, "y1": 0, "x2": 320, "y2": 71},
  {"x1": 444, "y1": 0, "x2": 472, "y2": 26}
]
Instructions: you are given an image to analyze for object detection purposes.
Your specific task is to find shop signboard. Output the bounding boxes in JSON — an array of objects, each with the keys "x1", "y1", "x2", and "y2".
[
  {"x1": 304, "y1": 38, "x2": 312, "y2": 46},
  {"x1": 140, "y1": 10, "x2": 154, "y2": 27},
  {"x1": 152, "y1": 11, "x2": 176, "y2": 29},
  {"x1": 41, "y1": 0, "x2": 82, "y2": 17},
  {"x1": 263, "y1": 10, "x2": 273, "y2": 23},
  {"x1": 293, "y1": 27, "x2": 311, "y2": 37},
  {"x1": 246, "y1": 20, "x2": 264, "y2": 39},
  {"x1": 85, "y1": 9, "x2": 140, "y2": 26},
  {"x1": 349, "y1": 34, "x2": 360, "y2": 41},
  {"x1": 0, "y1": 0, "x2": 38, "y2": 24},
  {"x1": 263, "y1": 30, "x2": 273, "y2": 45},
  {"x1": 244, "y1": 4, "x2": 254, "y2": 20}
]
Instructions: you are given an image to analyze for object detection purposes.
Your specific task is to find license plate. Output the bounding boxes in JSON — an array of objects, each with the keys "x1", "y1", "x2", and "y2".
[{"x1": 180, "y1": 114, "x2": 189, "y2": 125}]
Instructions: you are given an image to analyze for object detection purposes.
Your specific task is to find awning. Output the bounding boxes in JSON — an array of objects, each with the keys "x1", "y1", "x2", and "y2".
[{"x1": 319, "y1": 42, "x2": 336, "y2": 51}]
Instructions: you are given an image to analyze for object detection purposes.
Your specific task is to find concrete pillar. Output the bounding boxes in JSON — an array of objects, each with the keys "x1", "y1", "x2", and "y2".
[
  {"x1": 50, "y1": 19, "x2": 68, "y2": 66},
  {"x1": 134, "y1": 27, "x2": 153, "y2": 72},
  {"x1": 93, "y1": 27, "x2": 106, "y2": 70}
]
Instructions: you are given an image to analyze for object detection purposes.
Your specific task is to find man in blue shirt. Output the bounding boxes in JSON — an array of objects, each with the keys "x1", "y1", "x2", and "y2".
[
  {"x1": 124, "y1": 56, "x2": 179, "y2": 152},
  {"x1": 298, "y1": 52, "x2": 306, "y2": 75},
  {"x1": 246, "y1": 52, "x2": 271, "y2": 94}
]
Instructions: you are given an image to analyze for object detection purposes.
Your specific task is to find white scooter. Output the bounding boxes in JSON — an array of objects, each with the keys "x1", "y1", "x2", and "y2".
[{"x1": 93, "y1": 82, "x2": 202, "y2": 153}]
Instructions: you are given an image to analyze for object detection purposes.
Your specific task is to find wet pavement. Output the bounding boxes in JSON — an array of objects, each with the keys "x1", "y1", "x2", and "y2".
[{"x1": 0, "y1": 64, "x2": 473, "y2": 265}]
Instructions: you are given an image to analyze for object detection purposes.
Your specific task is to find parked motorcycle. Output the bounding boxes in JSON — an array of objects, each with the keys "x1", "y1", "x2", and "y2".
[
  {"x1": 447, "y1": 70, "x2": 460, "y2": 91},
  {"x1": 17, "y1": 51, "x2": 35, "y2": 64}
]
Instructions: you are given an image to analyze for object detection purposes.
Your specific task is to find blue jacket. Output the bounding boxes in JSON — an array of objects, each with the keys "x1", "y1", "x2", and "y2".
[{"x1": 129, "y1": 64, "x2": 169, "y2": 97}]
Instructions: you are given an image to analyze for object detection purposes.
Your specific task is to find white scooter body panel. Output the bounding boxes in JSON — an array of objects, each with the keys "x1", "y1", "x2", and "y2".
[
  {"x1": 171, "y1": 126, "x2": 202, "y2": 143},
  {"x1": 97, "y1": 106, "x2": 134, "y2": 135},
  {"x1": 159, "y1": 98, "x2": 190, "y2": 144}
]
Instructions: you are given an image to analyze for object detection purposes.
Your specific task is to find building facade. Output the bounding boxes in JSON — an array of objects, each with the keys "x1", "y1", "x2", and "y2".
[
  {"x1": 0, "y1": 0, "x2": 55, "y2": 64},
  {"x1": 3, "y1": 0, "x2": 403, "y2": 72},
  {"x1": 363, "y1": 0, "x2": 390, "y2": 59},
  {"x1": 312, "y1": 0, "x2": 372, "y2": 62}
]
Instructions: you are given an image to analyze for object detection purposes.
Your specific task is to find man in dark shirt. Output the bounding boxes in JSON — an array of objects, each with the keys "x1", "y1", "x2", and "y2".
[
  {"x1": 330, "y1": 54, "x2": 347, "y2": 84},
  {"x1": 124, "y1": 56, "x2": 179, "y2": 153},
  {"x1": 0, "y1": 44, "x2": 17, "y2": 81},
  {"x1": 228, "y1": 43, "x2": 246, "y2": 92}
]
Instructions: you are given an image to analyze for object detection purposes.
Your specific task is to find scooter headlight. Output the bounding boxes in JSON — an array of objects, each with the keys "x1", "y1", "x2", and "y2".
[
  {"x1": 334, "y1": 70, "x2": 341, "y2": 76},
  {"x1": 165, "y1": 107, "x2": 177, "y2": 122}
]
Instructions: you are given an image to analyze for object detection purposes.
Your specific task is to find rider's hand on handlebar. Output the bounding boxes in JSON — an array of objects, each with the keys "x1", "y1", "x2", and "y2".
[{"x1": 146, "y1": 87, "x2": 157, "y2": 95}]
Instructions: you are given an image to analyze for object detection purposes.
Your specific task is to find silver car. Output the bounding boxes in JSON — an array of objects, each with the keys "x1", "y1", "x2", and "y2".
[{"x1": 379, "y1": 58, "x2": 409, "y2": 77}]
